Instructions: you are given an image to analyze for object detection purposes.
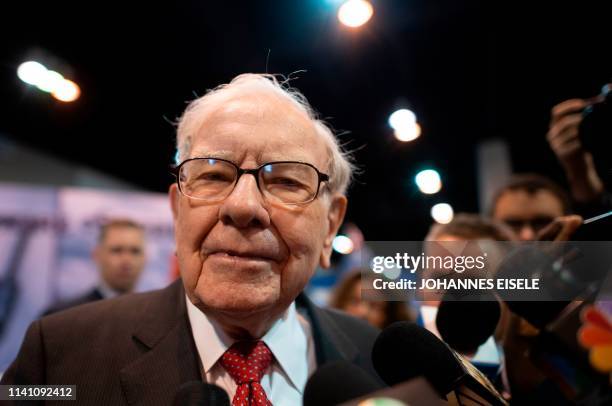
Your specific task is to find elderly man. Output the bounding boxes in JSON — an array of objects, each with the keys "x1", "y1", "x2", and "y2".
[{"x1": 1, "y1": 74, "x2": 381, "y2": 405}]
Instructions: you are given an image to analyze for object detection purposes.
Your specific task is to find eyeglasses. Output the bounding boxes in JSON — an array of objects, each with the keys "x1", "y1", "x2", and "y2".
[{"x1": 172, "y1": 157, "x2": 330, "y2": 205}]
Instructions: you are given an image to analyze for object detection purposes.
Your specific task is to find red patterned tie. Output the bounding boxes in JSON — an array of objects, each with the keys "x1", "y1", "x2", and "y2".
[{"x1": 220, "y1": 340, "x2": 273, "y2": 406}]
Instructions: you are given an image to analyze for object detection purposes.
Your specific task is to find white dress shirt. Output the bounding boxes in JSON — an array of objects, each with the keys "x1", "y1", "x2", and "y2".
[{"x1": 186, "y1": 296, "x2": 316, "y2": 406}]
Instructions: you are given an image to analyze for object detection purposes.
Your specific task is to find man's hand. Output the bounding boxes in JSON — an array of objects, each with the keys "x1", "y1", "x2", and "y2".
[
  {"x1": 547, "y1": 99, "x2": 604, "y2": 203},
  {"x1": 536, "y1": 214, "x2": 583, "y2": 241},
  {"x1": 547, "y1": 99, "x2": 587, "y2": 164}
]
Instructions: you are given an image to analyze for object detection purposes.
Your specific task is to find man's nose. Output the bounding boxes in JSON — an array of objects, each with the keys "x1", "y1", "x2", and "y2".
[
  {"x1": 219, "y1": 174, "x2": 271, "y2": 229},
  {"x1": 519, "y1": 225, "x2": 536, "y2": 241}
]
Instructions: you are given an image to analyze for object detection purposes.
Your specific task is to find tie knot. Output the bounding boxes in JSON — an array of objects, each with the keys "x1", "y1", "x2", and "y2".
[{"x1": 220, "y1": 340, "x2": 273, "y2": 385}]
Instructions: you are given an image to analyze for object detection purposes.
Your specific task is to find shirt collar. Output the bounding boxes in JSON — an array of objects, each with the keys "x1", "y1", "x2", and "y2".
[
  {"x1": 185, "y1": 295, "x2": 309, "y2": 392},
  {"x1": 97, "y1": 279, "x2": 122, "y2": 299},
  {"x1": 261, "y1": 301, "x2": 310, "y2": 392}
]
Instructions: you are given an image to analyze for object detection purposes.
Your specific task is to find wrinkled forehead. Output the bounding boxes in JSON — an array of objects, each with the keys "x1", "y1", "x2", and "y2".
[{"x1": 187, "y1": 86, "x2": 329, "y2": 168}]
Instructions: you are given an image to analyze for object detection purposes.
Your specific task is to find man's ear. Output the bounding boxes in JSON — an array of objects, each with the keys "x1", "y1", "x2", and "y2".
[
  {"x1": 92, "y1": 245, "x2": 101, "y2": 266},
  {"x1": 320, "y1": 194, "x2": 348, "y2": 269},
  {"x1": 169, "y1": 183, "x2": 180, "y2": 220}
]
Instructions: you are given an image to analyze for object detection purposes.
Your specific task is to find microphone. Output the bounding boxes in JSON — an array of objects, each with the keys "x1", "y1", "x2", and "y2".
[
  {"x1": 372, "y1": 321, "x2": 508, "y2": 406},
  {"x1": 435, "y1": 291, "x2": 501, "y2": 355},
  {"x1": 303, "y1": 361, "x2": 382, "y2": 406},
  {"x1": 173, "y1": 382, "x2": 230, "y2": 406}
]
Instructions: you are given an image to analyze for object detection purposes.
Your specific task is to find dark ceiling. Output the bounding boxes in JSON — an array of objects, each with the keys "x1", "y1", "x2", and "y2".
[{"x1": 1, "y1": 0, "x2": 610, "y2": 240}]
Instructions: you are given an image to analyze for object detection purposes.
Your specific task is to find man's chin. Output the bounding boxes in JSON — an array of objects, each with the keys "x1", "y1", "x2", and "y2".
[
  {"x1": 195, "y1": 289, "x2": 279, "y2": 318},
  {"x1": 107, "y1": 282, "x2": 132, "y2": 293}
]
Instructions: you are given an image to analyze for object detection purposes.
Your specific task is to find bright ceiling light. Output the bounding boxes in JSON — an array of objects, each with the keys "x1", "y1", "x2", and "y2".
[
  {"x1": 394, "y1": 123, "x2": 421, "y2": 142},
  {"x1": 415, "y1": 169, "x2": 442, "y2": 194},
  {"x1": 332, "y1": 235, "x2": 354, "y2": 254},
  {"x1": 338, "y1": 0, "x2": 374, "y2": 28},
  {"x1": 17, "y1": 61, "x2": 48, "y2": 86},
  {"x1": 388, "y1": 108, "x2": 417, "y2": 131},
  {"x1": 52, "y1": 79, "x2": 81, "y2": 102},
  {"x1": 36, "y1": 70, "x2": 64, "y2": 93},
  {"x1": 431, "y1": 203, "x2": 454, "y2": 224}
]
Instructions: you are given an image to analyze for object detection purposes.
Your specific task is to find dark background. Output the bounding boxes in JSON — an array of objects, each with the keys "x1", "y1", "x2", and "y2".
[{"x1": 1, "y1": 0, "x2": 610, "y2": 240}]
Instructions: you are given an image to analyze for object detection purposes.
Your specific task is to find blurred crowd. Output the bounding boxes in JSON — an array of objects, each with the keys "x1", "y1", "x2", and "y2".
[{"x1": 326, "y1": 87, "x2": 612, "y2": 403}]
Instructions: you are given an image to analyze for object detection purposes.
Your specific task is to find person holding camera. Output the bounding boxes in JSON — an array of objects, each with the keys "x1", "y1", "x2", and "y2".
[{"x1": 547, "y1": 84, "x2": 611, "y2": 213}]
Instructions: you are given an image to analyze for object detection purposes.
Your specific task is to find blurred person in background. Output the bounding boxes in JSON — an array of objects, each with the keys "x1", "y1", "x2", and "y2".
[
  {"x1": 493, "y1": 84, "x2": 611, "y2": 243},
  {"x1": 490, "y1": 176, "x2": 585, "y2": 401},
  {"x1": 329, "y1": 269, "x2": 414, "y2": 329},
  {"x1": 44, "y1": 218, "x2": 146, "y2": 314},
  {"x1": 426, "y1": 212, "x2": 516, "y2": 243},
  {"x1": 423, "y1": 212, "x2": 515, "y2": 288},
  {"x1": 490, "y1": 174, "x2": 573, "y2": 241},
  {"x1": 421, "y1": 213, "x2": 514, "y2": 335}
]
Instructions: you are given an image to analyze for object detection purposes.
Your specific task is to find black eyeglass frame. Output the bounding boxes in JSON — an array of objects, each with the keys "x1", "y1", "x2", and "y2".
[{"x1": 171, "y1": 157, "x2": 330, "y2": 205}]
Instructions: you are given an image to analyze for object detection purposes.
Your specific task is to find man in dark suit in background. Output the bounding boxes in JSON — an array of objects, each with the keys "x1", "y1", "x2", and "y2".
[
  {"x1": 43, "y1": 219, "x2": 146, "y2": 315},
  {"x1": 2, "y1": 74, "x2": 381, "y2": 405}
]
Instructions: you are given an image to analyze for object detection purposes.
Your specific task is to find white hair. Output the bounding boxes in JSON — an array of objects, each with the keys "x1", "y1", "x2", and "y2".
[{"x1": 175, "y1": 73, "x2": 355, "y2": 195}]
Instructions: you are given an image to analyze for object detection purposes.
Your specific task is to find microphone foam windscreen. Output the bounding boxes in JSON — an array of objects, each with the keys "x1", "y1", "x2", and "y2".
[
  {"x1": 436, "y1": 292, "x2": 501, "y2": 354},
  {"x1": 303, "y1": 361, "x2": 381, "y2": 406},
  {"x1": 372, "y1": 321, "x2": 464, "y2": 395}
]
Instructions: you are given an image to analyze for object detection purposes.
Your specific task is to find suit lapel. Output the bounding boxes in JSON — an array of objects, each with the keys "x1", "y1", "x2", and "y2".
[
  {"x1": 119, "y1": 280, "x2": 200, "y2": 406},
  {"x1": 118, "y1": 285, "x2": 362, "y2": 404},
  {"x1": 296, "y1": 293, "x2": 360, "y2": 365}
]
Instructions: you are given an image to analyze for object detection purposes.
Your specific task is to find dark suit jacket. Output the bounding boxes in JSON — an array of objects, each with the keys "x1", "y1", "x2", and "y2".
[
  {"x1": 2, "y1": 279, "x2": 382, "y2": 405},
  {"x1": 42, "y1": 288, "x2": 105, "y2": 316}
]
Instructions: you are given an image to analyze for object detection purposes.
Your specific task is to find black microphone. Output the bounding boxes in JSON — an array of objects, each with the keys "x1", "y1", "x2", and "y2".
[
  {"x1": 372, "y1": 321, "x2": 507, "y2": 406},
  {"x1": 303, "y1": 361, "x2": 382, "y2": 406},
  {"x1": 435, "y1": 291, "x2": 501, "y2": 355},
  {"x1": 173, "y1": 382, "x2": 230, "y2": 406}
]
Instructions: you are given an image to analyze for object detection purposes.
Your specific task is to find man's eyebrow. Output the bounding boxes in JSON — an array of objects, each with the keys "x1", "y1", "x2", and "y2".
[
  {"x1": 188, "y1": 150, "x2": 234, "y2": 160},
  {"x1": 261, "y1": 155, "x2": 314, "y2": 163},
  {"x1": 188, "y1": 150, "x2": 317, "y2": 166}
]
